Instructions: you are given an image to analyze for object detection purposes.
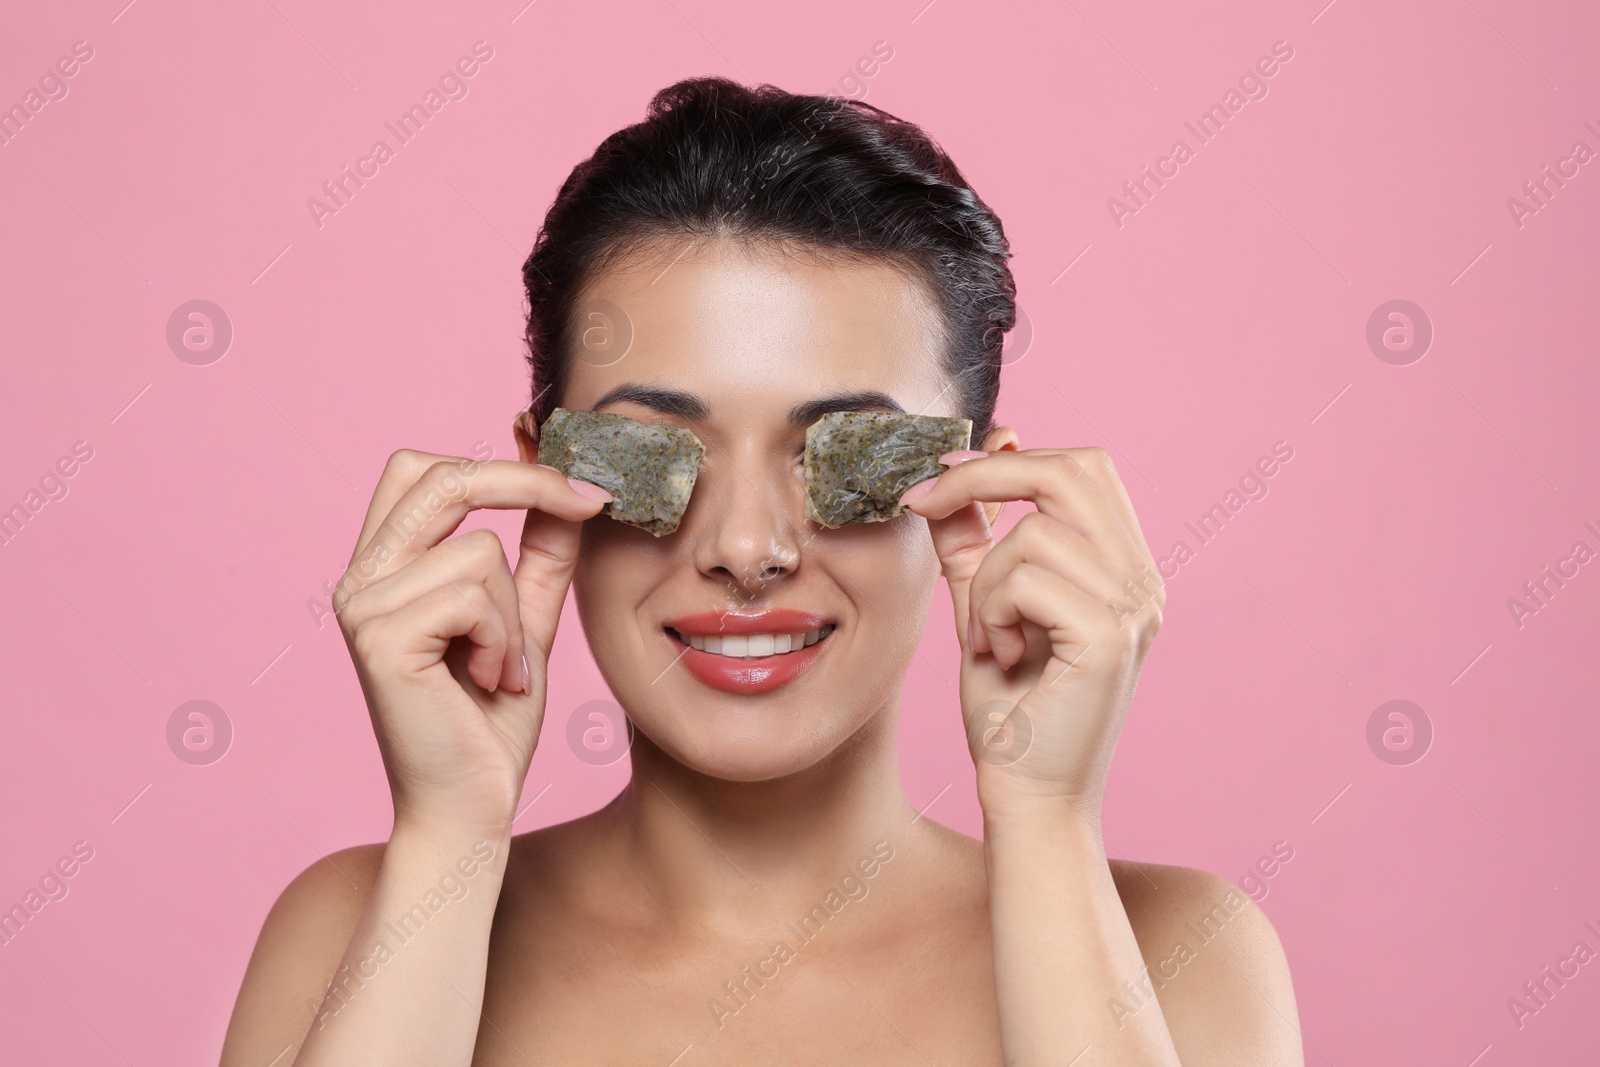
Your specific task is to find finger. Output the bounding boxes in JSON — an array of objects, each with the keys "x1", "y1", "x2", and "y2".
[
  {"x1": 964, "y1": 512, "x2": 1126, "y2": 656},
  {"x1": 904, "y1": 447, "x2": 1167, "y2": 625},
  {"x1": 1056, "y1": 447, "x2": 1166, "y2": 614},
  {"x1": 352, "y1": 449, "x2": 465, "y2": 563},
  {"x1": 337, "y1": 528, "x2": 526, "y2": 693},
  {"x1": 512, "y1": 500, "x2": 586, "y2": 664},
  {"x1": 1064, "y1": 447, "x2": 1159, "y2": 571},
  {"x1": 344, "y1": 458, "x2": 609, "y2": 589},
  {"x1": 920, "y1": 499, "x2": 995, "y2": 655},
  {"x1": 901, "y1": 448, "x2": 1129, "y2": 542},
  {"x1": 364, "y1": 580, "x2": 514, "y2": 694},
  {"x1": 971, "y1": 562, "x2": 1107, "y2": 671}
]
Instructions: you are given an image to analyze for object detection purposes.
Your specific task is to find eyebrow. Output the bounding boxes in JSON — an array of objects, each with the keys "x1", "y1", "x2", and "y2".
[{"x1": 590, "y1": 384, "x2": 906, "y2": 426}]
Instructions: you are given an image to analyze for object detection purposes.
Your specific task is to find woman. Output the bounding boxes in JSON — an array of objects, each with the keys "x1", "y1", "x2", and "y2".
[{"x1": 222, "y1": 77, "x2": 1300, "y2": 1065}]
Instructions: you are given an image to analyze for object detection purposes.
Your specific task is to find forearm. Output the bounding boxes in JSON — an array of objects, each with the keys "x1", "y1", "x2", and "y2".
[
  {"x1": 984, "y1": 796, "x2": 1182, "y2": 1066},
  {"x1": 292, "y1": 820, "x2": 510, "y2": 1066}
]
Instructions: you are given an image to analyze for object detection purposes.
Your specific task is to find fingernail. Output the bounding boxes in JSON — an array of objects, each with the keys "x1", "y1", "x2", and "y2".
[
  {"x1": 568, "y1": 478, "x2": 613, "y2": 502},
  {"x1": 521, "y1": 655, "x2": 531, "y2": 694},
  {"x1": 939, "y1": 449, "x2": 989, "y2": 465},
  {"x1": 898, "y1": 478, "x2": 938, "y2": 506}
]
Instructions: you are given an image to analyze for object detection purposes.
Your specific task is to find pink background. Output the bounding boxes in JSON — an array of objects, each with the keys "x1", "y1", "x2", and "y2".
[{"x1": 2, "y1": 0, "x2": 1597, "y2": 1061}]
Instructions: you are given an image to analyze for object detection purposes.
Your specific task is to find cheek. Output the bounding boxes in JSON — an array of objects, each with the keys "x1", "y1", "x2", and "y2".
[
  {"x1": 829, "y1": 516, "x2": 942, "y2": 619},
  {"x1": 891, "y1": 515, "x2": 942, "y2": 581},
  {"x1": 572, "y1": 523, "x2": 664, "y2": 642}
]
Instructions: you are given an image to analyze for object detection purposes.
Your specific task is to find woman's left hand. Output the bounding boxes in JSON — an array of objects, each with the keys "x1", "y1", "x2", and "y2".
[{"x1": 900, "y1": 446, "x2": 1165, "y2": 821}]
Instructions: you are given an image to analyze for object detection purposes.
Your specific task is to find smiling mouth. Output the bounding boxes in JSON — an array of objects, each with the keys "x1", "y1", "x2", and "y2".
[{"x1": 666, "y1": 624, "x2": 836, "y2": 659}]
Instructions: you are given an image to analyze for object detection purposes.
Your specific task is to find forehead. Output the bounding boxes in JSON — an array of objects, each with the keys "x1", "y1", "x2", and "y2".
[{"x1": 560, "y1": 236, "x2": 955, "y2": 417}]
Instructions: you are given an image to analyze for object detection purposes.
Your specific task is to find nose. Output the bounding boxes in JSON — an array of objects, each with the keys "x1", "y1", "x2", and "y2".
[{"x1": 686, "y1": 451, "x2": 804, "y2": 597}]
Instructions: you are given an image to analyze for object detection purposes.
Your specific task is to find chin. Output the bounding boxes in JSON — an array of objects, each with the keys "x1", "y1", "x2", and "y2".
[{"x1": 627, "y1": 692, "x2": 872, "y2": 783}]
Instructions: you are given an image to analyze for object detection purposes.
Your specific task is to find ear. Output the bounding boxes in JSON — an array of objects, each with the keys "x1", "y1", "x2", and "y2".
[
  {"x1": 979, "y1": 424, "x2": 1021, "y2": 527},
  {"x1": 513, "y1": 410, "x2": 540, "y2": 464}
]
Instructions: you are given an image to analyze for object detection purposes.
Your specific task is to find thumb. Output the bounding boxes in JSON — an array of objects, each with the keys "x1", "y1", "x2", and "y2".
[
  {"x1": 924, "y1": 499, "x2": 995, "y2": 652},
  {"x1": 512, "y1": 505, "x2": 585, "y2": 666}
]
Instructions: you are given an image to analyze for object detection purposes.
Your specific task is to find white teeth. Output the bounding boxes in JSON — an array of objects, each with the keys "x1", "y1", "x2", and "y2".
[{"x1": 672, "y1": 624, "x2": 834, "y2": 659}]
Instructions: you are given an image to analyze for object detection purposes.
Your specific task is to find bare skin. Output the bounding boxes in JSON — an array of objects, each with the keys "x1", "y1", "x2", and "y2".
[{"x1": 221, "y1": 236, "x2": 1302, "y2": 1065}]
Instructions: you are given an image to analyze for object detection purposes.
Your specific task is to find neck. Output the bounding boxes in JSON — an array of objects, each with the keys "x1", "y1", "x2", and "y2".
[{"x1": 595, "y1": 697, "x2": 924, "y2": 930}]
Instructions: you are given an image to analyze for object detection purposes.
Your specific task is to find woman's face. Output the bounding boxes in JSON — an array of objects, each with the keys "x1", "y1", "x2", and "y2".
[{"x1": 529, "y1": 236, "x2": 975, "y2": 783}]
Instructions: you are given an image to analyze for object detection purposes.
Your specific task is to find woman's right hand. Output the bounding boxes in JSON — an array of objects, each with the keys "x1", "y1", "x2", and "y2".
[{"x1": 333, "y1": 450, "x2": 611, "y2": 835}]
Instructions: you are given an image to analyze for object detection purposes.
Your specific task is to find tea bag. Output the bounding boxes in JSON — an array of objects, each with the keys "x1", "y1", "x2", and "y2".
[
  {"x1": 537, "y1": 408, "x2": 705, "y2": 536},
  {"x1": 803, "y1": 411, "x2": 973, "y2": 529}
]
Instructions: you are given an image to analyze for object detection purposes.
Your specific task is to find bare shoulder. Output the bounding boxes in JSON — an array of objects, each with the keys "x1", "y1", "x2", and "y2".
[
  {"x1": 1108, "y1": 860, "x2": 1304, "y2": 1066},
  {"x1": 220, "y1": 843, "x2": 387, "y2": 1066}
]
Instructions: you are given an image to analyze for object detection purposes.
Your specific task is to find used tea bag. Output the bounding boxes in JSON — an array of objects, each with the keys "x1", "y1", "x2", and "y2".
[
  {"x1": 537, "y1": 408, "x2": 705, "y2": 536},
  {"x1": 804, "y1": 411, "x2": 973, "y2": 529}
]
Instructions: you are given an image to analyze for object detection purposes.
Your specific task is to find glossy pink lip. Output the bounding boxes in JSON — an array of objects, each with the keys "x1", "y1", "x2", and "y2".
[
  {"x1": 664, "y1": 608, "x2": 830, "y2": 636},
  {"x1": 662, "y1": 609, "x2": 836, "y2": 694}
]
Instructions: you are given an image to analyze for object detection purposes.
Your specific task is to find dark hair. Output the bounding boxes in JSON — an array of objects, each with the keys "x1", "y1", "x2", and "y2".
[{"x1": 521, "y1": 76, "x2": 1015, "y2": 440}]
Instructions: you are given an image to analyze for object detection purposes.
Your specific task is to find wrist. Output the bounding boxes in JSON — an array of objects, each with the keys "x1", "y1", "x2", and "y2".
[
  {"x1": 980, "y1": 786, "x2": 1105, "y2": 851},
  {"x1": 384, "y1": 821, "x2": 513, "y2": 895},
  {"x1": 391, "y1": 811, "x2": 514, "y2": 854}
]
